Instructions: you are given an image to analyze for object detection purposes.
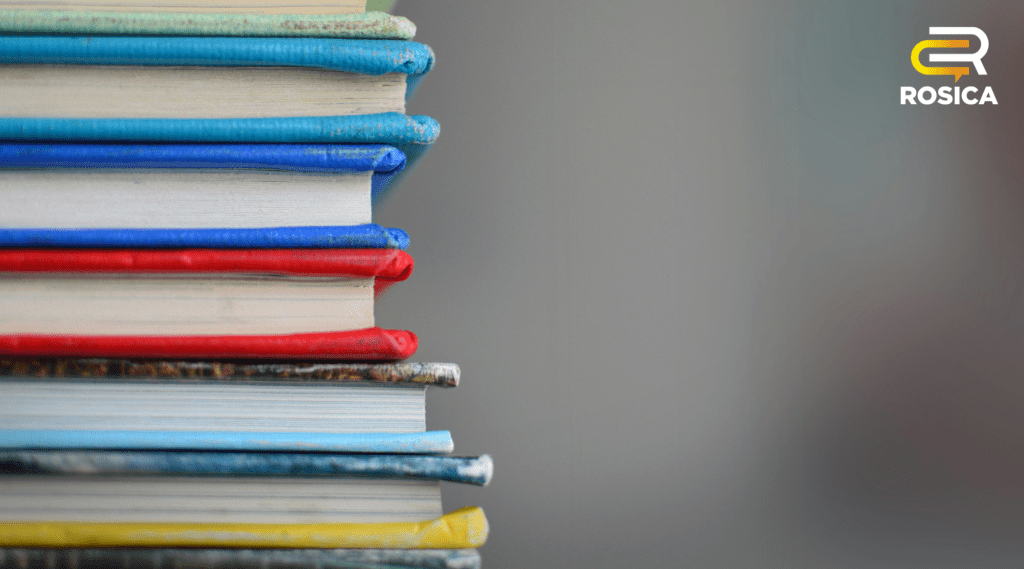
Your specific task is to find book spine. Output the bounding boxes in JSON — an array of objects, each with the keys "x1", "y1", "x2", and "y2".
[
  {"x1": 0, "y1": 36, "x2": 435, "y2": 77},
  {"x1": 0, "y1": 248, "x2": 413, "y2": 278},
  {"x1": 0, "y1": 225, "x2": 410, "y2": 249},
  {"x1": 0, "y1": 10, "x2": 418, "y2": 40},
  {"x1": 0, "y1": 359, "x2": 460, "y2": 386},
  {"x1": 0, "y1": 548, "x2": 481, "y2": 569},
  {"x1": 0, "y1": 328, "x2": 418, "y2": 360},
  {"x1": 0, "y1": 452, "x2": 492, "y2": 485},
  {"x1": 0, "y1": 143, "x2": 406, "y2": 174},
  {"x1": 0, "y1": 507, "x2": 488, "y2": 548}
]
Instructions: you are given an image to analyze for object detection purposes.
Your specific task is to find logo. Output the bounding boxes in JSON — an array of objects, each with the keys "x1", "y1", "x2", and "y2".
[{"x1": 901, "y1": 27, "x2": 997, "y2": 105}]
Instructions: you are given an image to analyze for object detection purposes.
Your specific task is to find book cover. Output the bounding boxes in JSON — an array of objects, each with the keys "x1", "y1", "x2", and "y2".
[
  {"x1": 0, "y1": 359, "x2": 460, "y2": 386},
  {"x1": 0, "y1": 548, "x2": 482, "y2": 569},
  {"x1": 0, "y1": 328, "x2": 417, "y2": 360},
  {"x1": 0, "y1": 36, "x2": 434, "y2": 97},
  {"x1": 0, "y1": 225, "x2": 409, "y2": 249},
  {"x1": 0, "y1": 248, "x2": 413, "y2": 284},
  {"x1": 0, "y1": 451, "x2": 493, "y2": 485},
  {"x1": 0, "y1": 113, "x2": 438, "y2": 202},
  {"x1": 0, "y1": 429, "x2": 453, "y2": 453},
  {"x1": 0, "y1": 143, "x2": 406, "y2": 200},
  {"x1": 0, "y1": 10, "x2": 416, "y2": 39},
  {"x1": 0, "y1": 507, "x2": 487, "y2": 548}
]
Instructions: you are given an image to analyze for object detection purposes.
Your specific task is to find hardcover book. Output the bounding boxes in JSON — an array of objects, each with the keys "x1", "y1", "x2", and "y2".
[
  {"x1": 0, "y1": 36, "x2": 434, "y2": 117},
  {"x1": 0, "y1": 113, "x2": 437, "y2": 202},
  {"x1": 0, "y1": 143, "x2": 407, "y2": 224},
  {"x1": 0, "y1": 361, "x2": 466, "y2": 453},
  {"x1": 0, "y1": 249, "x2": 417, "y2": 360}
]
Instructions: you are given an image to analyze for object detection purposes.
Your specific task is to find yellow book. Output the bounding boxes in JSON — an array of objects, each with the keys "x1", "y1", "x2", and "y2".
[{"x1": 0, "y1": 507, "x2": 488, "y2": 549}]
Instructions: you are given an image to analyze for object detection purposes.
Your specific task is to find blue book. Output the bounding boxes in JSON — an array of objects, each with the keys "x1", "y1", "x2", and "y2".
[
  {"x1": 0, "y1": 451, "x2": 493, "y2": 486},
  {"x1": 0, "y1": 36, "x2": 439, "y2": 199},
  {"x1": 0, "y1": 143, "x2": 410, "y2": 247}
]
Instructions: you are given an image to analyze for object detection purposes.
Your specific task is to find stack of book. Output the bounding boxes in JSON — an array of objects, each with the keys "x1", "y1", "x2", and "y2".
[{"x1": 0, "y1": 2, "x2": 489, "y2": 568}]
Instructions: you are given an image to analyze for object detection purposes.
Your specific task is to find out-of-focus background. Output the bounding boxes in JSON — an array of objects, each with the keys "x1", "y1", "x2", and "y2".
[{"x1": 376, "y1": 1, "x2": 1024, "y2": 566}]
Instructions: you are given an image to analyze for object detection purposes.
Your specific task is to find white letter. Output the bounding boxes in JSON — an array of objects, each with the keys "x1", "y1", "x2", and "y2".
[
  {"x1": 980, "y1": 86, "x2": 998, "y2": 104},
  {"x1": 918, "y1": 86, "x2": 937, "y2": 104},
  {"x1": 962, "y1": 86, "x2": 978, "y2": 104},
  {"x1": 938, "y1": 86, "x2": 953, "y2": 104},
  {"x1": 900, "y1": 86, "x2": 917, "y2": 104},
  {"x1": 929, "y1": 27, "x2": 988, "y2": 75},
  {"x1": 955, "y1": 85, "x2": 961, "y2": 104}
]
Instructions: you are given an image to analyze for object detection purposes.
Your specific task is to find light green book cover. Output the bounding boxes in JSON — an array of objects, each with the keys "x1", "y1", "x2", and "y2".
[{"x1": 0, "y1": 9, "x2": 414, "y2": 38}]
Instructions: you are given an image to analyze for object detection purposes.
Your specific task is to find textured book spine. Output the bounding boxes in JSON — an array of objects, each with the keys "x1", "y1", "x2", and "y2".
[
  {"x1": 0, "y1": 507, "x2": 488, "y2": 548},
  {"x1": 0, "y1": 248, "x2": 413, "y2": 278},
  {"x1": 0, "y1": 359, "x2": 460, "y2": 386},
  {"x1": 0, "y1": 143, "x2": 406, "y2": 173},
  {"x1": 0, "y1": 10, "x2": 417, "y2": 39},
  {"x1": 0, "y1": 548, "x2": 482, "y2": 569},
  {"x1": 0, "y1": 452, "x2": 493, "y2": 486},
  {"x1": 0, "y1": 225, "x2": 410, "y2": 249},
  {"x1": 0, "y1": 328, "x2": 418, "y2": 360}
]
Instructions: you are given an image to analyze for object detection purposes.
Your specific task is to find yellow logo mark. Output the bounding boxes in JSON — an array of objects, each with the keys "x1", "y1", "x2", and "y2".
[
  {"x1": 910, "y1": 27, "x2": 988, "y2": 83},
  {"x1": 912, "y1": 39, "x2": 970, "y2": 82}
]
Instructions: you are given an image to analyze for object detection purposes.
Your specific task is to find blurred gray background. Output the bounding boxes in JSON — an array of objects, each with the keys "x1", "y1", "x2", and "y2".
[{"x1": 376, "y1": 1, "x2": 1024, "y2": 566}]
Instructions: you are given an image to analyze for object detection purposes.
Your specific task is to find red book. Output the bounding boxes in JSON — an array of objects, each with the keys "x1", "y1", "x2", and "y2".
[{"x1": 0, "y1": 249, "x2": 416, "y2": 360}]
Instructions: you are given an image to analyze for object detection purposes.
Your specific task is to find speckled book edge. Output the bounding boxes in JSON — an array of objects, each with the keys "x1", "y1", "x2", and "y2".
[
  {"x1": 0, "y1": 451, "x2": 493, "y2": 485},
  {"x1": 0, "y1": 359, "x2": 460, "y2": 387},
  {"x1": 0, "y1": 10, "x2": 416, "y2": 39},
  {"x1": 0, "y1": 548, "x2": 481, "y2": 569}
]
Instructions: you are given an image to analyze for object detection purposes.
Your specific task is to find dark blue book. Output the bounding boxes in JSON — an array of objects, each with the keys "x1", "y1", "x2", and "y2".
[{"x1": 0, "y1": 143, "x2": 409, "y2": 247}]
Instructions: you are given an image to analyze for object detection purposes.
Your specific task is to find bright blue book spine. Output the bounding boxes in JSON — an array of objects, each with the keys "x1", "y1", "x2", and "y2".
[
  {"x1": 0, "y1": 114, "x2": 439, "y2": 202},
  {"x1": 0, "y1": 143, "x2": 406, "y2": 198},
  {"x1": 0, "y1": 451, "x2": 493, "y2": 486},
  {"x1": 0, "y1": 36, "x2": 434, "y2": 97},
  {"x1": 0, "y1": 225, "x2": 410, "y2": 249},
  {"x1": 0, "y1": 430, "x2": 454, "y2": 454}
]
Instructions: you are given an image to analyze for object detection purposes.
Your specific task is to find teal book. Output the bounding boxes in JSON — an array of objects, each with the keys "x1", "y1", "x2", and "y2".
[{"x1": 0, "y1": 451, "x2": 493, "y2": 485}]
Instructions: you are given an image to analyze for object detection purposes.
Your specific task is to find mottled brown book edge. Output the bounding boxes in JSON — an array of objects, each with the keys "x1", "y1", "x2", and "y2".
[{"x1": 0, "y1": 359, "x2": 459, "y2": 387}]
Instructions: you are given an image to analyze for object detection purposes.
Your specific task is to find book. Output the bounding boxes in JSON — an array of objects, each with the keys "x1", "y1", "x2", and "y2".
[
  {"x1": 0, "y1": 506, "x2": 488, "y2": 548},
  {"x1": 0, "y1": 143, "x2": 406, "y2": 227},
  {"x1": 0, "y1": 10, "x2": 415, "y2": 39},
  {"x1": 0, "y1": 113, "x2": 438, "y2": 202},
  {"x1": 0, "y1": 451, "x2": 493, "y2": 485},
  {"x1": 0, "y1": 0, "x2": 367, "y2": 15},
  {"x1": 0, "y1": 36, "x2": 434, "y2": 118},
  {"x1": 0, "y1": 548, "x2": 482, "y2": 569},
  {"x1": 0, "y1": 249, "x2": 417, "y2": 360},
  {"x1": 0, "y1": 363, "x2": 464, "y2": 445}
]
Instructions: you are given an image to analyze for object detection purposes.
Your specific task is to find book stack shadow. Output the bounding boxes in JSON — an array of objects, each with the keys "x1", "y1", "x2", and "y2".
[{"x1": 0, "y1": 2, "x2": 489, "y2": 568}]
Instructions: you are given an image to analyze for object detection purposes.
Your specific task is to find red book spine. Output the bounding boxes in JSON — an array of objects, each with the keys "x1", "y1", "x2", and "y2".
[{"x1": 0, "y1": 328, "x2": 417, "y2": 361}]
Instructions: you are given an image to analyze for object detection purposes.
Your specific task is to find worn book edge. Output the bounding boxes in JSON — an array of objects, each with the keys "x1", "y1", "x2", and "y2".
[
  {"x1": 0, "y1": 360, "x2": 459, "y2": 386},
  {"x1": 0, "y1": 10, "x2": 415, "y2": 39}
]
